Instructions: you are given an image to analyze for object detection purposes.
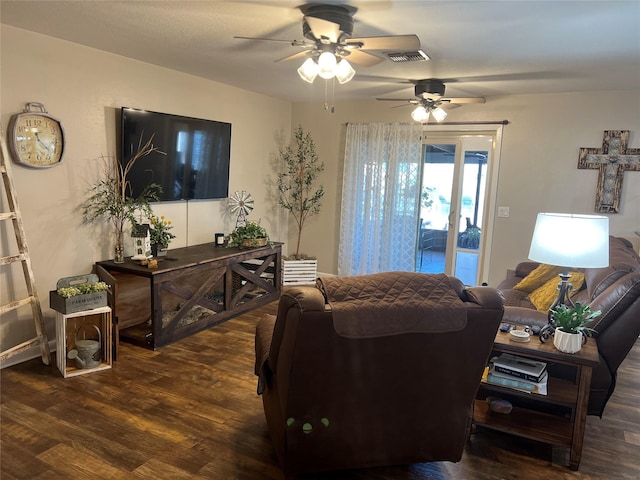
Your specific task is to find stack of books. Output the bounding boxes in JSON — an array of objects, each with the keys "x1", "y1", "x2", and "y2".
[{"x1": 483, "y1": 353, "x2": 548, "y2": 395}]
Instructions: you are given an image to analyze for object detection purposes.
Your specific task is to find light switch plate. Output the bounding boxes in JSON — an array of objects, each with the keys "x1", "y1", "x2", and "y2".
[{"x1": 498, "y1": 206, "x2": 510, "y2": 218}]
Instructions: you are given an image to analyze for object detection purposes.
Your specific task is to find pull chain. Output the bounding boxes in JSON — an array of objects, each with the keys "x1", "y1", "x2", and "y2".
[{"x1": 323, "y1": 78, "x2": 336, "y2": 113}]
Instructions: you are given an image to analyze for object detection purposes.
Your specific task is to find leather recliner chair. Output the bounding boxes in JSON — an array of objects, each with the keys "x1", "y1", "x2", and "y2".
[{"x1": 255, "y1": 272, "x2": 504, "y2": 476}]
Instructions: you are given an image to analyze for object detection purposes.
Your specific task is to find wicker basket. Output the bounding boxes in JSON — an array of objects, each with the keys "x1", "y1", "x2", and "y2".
[{"x1": 240, "y1": 237, "x2": 267, "y2": 248}]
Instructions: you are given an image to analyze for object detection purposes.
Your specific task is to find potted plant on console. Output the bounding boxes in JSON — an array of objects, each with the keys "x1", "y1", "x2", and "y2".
[
  {"x1": 80, "y1": 135, "x2": 163, "y2": 263},
  {"x1": 276, "y1": 125, "x2": 324, "y2": 286},
  {"x1": 148, "y1": 215, "x2": 175, "y2": 256},
  {"x1": 551, "y1": 303, "x2": 601, "y2": 353},
  {"x1": 226, "y1": 221, "x2": 269, "y2": 249}
]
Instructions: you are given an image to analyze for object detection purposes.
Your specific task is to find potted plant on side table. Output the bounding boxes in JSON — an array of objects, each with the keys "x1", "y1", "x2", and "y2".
[
  {"x1": 551, "y1": 303, "x2": 601, "y2": 353},
  {"x1": 276, "y1": 125, "x2": 325, "y2": 286}
]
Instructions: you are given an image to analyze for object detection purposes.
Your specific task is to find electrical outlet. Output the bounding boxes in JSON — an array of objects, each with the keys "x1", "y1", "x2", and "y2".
[{"x1": 498, "y1": 206, "x2": 510, "y2": 218}]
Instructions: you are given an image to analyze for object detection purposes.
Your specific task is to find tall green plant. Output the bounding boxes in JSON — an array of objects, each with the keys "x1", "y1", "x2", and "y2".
[
  {"x1": 277, "y1": 125, "x2": 325, "y2": 258},
  {"x1": 81, "y1": 135, "x2": 164, "y2": 235}
]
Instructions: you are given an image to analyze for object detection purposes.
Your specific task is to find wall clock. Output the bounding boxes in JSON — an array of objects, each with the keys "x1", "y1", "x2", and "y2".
[{"x1": 7, "y1": 102, "x2": 65, "y2": 168}]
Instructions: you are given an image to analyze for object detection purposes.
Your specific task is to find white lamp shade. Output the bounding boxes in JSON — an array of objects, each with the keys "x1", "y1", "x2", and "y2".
[
  {"x1": 411, "y1": 106, "x2": 430, "y2": 122},
  {"x1": 317, "y1": 52, "x2": 337, "y2": 79},
  {"x1": 297, "y1": 58, "x2": 319, "y2": 83},
  {"x1": 335, "y1": 58, "x2": 355, "y2": 84},
  {"x1": 431, "y1": 106, "x2": 448, "y2": 122},
  {"x1": 528, "y1": 213, "x2": 609, "y2": 268}
]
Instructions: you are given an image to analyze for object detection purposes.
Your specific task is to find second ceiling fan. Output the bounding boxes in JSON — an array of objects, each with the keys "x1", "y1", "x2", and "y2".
[{"x1": 377, "y1": 79, "x2": 486, "y2": 122}]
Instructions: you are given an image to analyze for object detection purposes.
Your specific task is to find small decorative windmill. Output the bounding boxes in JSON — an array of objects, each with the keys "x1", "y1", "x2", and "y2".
[{"x1": 229, "y1": 190, "x2": 254, "y2": 228}]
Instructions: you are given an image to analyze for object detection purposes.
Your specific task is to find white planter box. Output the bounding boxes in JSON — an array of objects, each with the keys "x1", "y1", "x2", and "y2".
[
  {"x1": 55, "y1": 306, "x2": 113, "y2": 378},
  {"x1": 282, "y1": 259, "x2": 318, "y2": 286}
]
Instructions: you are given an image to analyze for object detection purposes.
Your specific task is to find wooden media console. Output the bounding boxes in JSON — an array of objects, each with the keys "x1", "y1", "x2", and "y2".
[{"x1": 96, "y1": 242, "x2": 282, "y2": 353}]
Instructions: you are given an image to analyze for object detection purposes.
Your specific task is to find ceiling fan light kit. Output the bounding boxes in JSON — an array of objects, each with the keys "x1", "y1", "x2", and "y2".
[
  {"x1": 296, "y1": 54, "x2": 355, "y2": 84},
  {"x1": 410, "y1": 105, "x2": 447, "y2": 123},
  {"x1": 411, "y1": 106, "x2": 429, "y2": 122},
  {"x1": 334, "y1": 58, "x2": 356, "y2": 84},
  {"x1": 298, "y1": 54, "x2": 357, "y2": 86},
  {"x1": 317, "y1": 51, "x2": 337, "y2": 78},
  {"x1": 431, "y1": 106, "x2": 448, "y2": 122},
  {"x1": 297, "y1": 58, "x2": 319, "y2": 83}
]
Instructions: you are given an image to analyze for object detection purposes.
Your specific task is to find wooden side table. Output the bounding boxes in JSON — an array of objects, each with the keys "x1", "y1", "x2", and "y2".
[
  {"x1": 473, "y1": 329, "x2": 599, "y2": 470},
  {"x1": 55, "y1": 306, "x2": 113, "y2": 378}
]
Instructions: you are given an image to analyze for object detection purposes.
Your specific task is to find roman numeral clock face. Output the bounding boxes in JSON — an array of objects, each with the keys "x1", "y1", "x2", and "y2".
[{"x1": 8, "y1": 104, "x2": 65, "y2": 168}]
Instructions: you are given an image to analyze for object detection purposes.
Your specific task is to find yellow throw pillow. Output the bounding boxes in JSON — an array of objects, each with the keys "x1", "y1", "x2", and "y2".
[
  {"x1": 514, "y1": 264, "x2": 563, "y2": 293},
  {"x1": 528, "y1": 272, "x2": 585, "y2": 312}
]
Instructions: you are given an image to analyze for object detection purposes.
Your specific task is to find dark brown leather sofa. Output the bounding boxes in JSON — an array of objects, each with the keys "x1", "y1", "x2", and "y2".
[
  {"x1": 255, "y1": 272, "x2": 504, "y2": 476},
  {"x1": 497, "y1": 236, "x2": 640, "y2": 417}
]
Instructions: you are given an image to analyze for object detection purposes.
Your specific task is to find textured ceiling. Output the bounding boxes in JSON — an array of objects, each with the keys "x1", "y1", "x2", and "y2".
[{"x1": 2, "y1": 0, "x2": 640, "y2": 103}]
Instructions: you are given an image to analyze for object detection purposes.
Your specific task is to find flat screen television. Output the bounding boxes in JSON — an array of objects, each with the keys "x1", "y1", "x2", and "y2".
[{"x1": 120, "y1": 107, "x2": 231, "y2": 201}]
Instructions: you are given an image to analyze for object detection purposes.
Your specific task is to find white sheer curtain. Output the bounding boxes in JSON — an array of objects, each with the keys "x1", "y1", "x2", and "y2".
[{"x1": 338, "y1": 123, "x2": 422, "y2": 276}]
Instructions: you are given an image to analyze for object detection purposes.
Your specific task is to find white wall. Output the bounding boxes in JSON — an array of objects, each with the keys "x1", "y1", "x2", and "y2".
[
  {"x1": 3, "y1": 25, "x2": 639, "y2": 365},
  {"x1": 291, "y1": 90, "x2": 640, "y2": 286},
  {"x1": 0, "y1": 26, "x2": 292, "y2": 362}
]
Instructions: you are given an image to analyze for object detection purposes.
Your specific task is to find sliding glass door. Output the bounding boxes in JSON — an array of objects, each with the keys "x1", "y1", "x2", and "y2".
[{"x1": 417, "y1": 134, "x2": 494, "y2": 286}]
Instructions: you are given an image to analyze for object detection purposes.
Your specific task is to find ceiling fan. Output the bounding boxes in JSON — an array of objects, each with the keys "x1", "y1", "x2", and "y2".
[
  {"x1": 376, "y1": 79, "x2": 486, "y2": 122},
  {"x1": 234, "y1": 3, "x2": 425, "y2": 84}
]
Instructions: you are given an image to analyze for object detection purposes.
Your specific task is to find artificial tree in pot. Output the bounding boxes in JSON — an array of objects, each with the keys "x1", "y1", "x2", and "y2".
[
  {"x1": 276, "y1": 125, "x2": 324, "y2": 284},
  {"x1": 80, "y1": 135, "x2": 164, "y2": 263}
]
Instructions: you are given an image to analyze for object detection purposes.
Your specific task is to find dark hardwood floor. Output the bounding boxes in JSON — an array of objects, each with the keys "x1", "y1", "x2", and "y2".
[{"x1": 2, "y1": 302, "x2": 639, "y2": 479}]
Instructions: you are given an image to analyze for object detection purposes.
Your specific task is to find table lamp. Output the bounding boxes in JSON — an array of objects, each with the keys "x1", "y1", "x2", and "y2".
[{"x1": 527, "y1": 213, "x2": 609, "y2": 342}]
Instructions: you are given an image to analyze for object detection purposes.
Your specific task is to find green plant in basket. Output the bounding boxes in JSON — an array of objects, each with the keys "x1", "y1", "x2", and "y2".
[
  {"x1": 57, "y1": 281, "x2": 109, "y2": 298},
  {"x1": 226, "y1": 221, "x2": 269, "y2": 248},
  {"x1": 551, "y1": 303, "x2": 601, "y2": 336}
]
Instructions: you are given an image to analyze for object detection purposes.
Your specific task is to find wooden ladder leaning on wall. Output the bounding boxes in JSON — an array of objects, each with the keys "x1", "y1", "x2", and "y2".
[{"x1": 0, "y1": 131, "x2": 51, "y2": 366}]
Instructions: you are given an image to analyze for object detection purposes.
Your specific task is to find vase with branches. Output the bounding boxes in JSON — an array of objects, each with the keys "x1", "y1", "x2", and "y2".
[
  {"x1": 276, "y1": 125, "x2": 324, "y2": 260},
  {"x1": 81, "y1": 135, "x2": 164, "y2": 262}
]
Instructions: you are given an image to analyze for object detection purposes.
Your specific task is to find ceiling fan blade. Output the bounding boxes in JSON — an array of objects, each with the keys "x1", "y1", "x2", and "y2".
[
  {"x1": 353, "y1": 74, "x2": 413, "y2": 83},
  {"x1": 275, "y1": 50, "x2": 313, "y2": 63},
  {"x1": 444, "y1": 97, "x2": 486, "y2": 104},
  {"x1": 438, "y1": 103, "x2": 461, "y2": 110},
  {"x1": 304, "y1": 15, "x2": 341, "y2": 43},
  {"x1": 234, "y1": 36, "x2": 302, "y2": 44},
  {"x1": 376, "y1": 98, "x2": 420, "y2": 109},
  {"x1": 347, "y1": 34, "x2": 420, "y2": 51},
  {"x1": 344, "y1": 49, "x2": 384, "y2": 66},
  {"x1": 375, "y1": 98, "x2": 416, "y2": 102}
]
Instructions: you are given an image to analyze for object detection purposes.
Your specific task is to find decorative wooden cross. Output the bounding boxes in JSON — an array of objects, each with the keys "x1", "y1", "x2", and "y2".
[{"x1": 578, "y1": 130, "x2": 640, "y2": 213}]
